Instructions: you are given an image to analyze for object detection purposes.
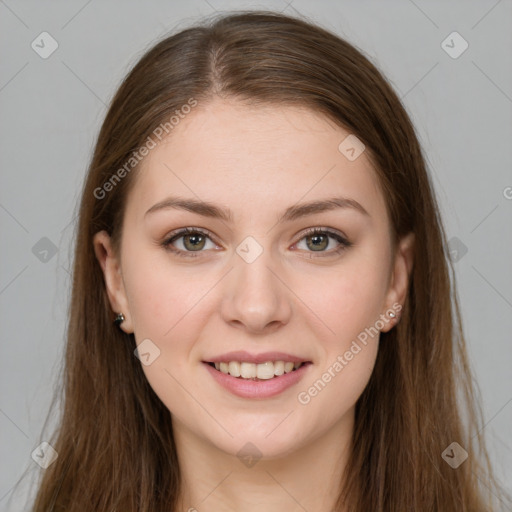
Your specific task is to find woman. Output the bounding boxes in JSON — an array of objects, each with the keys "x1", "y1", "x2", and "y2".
[{"x1": 27, "y1": 10, "x2": 510, "y2": 511}]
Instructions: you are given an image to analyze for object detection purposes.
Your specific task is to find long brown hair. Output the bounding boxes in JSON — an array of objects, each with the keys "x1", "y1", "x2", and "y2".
[{"x1": 20, "y1": 10, "x2": 509, "y2": 511}]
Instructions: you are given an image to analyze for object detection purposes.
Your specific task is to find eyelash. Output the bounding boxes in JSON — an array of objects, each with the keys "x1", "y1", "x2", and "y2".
[{"x1": 161, "y1": 227, "x2": 352, "y2": 259}]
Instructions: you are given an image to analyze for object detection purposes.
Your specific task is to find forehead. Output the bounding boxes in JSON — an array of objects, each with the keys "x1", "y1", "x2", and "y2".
[{"x1": 125, "y1": 98, "x2": 387, "y2": 225}]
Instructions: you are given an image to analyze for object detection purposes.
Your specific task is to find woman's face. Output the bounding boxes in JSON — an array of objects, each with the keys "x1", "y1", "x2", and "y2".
[{"x1": 95, "y1": 98, "x2": 413, "y2": 460}]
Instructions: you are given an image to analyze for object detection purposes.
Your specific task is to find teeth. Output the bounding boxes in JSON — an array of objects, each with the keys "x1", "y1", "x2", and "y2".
[
  {"x1": 228, "y1": 361, "x2": 241, "y2": 377},
  {"x1": 240, "y1": 362, "x2": 256, "y2": 378},
  {"x1": 256, "y1": 361, "x2": 274, "y2": 380},
  {"x1": 274, "y1": 361, "x2": 284, "y2": 376},
  {"x1": 213, "y1": 360, "x2": 305, "y2": 379}
]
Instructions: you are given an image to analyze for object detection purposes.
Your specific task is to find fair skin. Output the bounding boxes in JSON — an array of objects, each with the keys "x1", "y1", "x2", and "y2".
[{"x1": 94, "y1": 98, "x2": 414, "y2": 511}]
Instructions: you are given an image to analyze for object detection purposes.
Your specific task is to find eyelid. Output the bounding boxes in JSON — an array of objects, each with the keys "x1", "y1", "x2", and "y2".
[{"x1": 296, "y1": 226, "x2": 350, "y2": 244}]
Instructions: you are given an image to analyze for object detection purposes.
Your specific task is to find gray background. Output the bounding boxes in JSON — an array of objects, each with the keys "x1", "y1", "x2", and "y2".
[{"x1": 1, "y1": 0, "x2": 511, "y2": 509}]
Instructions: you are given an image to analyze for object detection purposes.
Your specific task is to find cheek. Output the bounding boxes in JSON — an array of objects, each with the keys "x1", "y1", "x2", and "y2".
[
  {"x1": 123, "y1": 247, "x2": 208, "y2": 339},
  {"x1": 295, "y1": 338, "x2": 378, "y2": 443},
  {"x1": 294, "y1": 256, "x2": 390, "y2": 346},
  {"x1": 288, "y1": 253, "x2": 388, "y2": 409},
  {"x1": 298, "y1": 274, "x2": 382, "y2": 383},
  {"x1": 121, "y1": 250, "x2": 208, "y2": 417},
  {"x1": 292, "y1": 264, "x2": 386, "y2": 424}
]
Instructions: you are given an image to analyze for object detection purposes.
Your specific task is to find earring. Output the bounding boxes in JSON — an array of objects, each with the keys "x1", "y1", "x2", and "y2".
[
  {"x1": 114, "y1": 313, "x2": 125, "y2": 326},
  {"x1": 388, "y1": 311, "x2": 396, "y2": 318}
]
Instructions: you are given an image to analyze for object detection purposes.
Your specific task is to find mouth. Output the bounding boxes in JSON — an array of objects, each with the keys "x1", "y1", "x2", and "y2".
[{"x1": 205, "y1": 360, "x2": 312, "y2": 381}]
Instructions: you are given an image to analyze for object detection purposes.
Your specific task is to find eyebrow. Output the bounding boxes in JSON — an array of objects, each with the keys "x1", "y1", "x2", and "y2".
[{"x1": 145, "y1": 195, "x2": 369, "y2": 222}]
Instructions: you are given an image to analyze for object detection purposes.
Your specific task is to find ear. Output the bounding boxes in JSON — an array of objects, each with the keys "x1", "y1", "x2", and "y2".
[
  {"x1": 380, "y1": 232, "x2": 415, "y2": 332},
  {"x1": 93, "y1": 231, "x2": 134, "y2": 333}
]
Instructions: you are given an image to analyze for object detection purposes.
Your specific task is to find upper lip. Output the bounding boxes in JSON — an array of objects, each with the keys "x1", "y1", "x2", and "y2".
[{"x1": 204, "y1": 351, "x2": 311, "y2": 364}]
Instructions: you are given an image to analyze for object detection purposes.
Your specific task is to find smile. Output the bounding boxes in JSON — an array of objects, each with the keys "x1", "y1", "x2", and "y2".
[{"x1": 203, "y1": 360, "x2": 312, "y2": 399}]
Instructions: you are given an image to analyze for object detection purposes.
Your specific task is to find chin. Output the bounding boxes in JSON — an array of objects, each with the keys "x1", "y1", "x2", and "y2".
[{"x1": 206, "y1": 415, "x2": 312, "y2": 461}]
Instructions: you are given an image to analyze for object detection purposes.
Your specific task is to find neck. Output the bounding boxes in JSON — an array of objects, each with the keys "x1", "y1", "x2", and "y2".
[{"x1": 173, "y1": 409, "x2": 354, "y2": 512}]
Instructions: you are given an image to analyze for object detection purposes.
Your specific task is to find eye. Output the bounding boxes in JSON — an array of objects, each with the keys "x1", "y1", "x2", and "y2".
[
  {"x1": 161, "y1": 227, "x2": 219, "y2": 258},
  {"x1": 161, "y1": 226, "x2": 352, "y2": 259},
  {"x1": 293, "y1": 227, "x2": 352, "y2": 257}
]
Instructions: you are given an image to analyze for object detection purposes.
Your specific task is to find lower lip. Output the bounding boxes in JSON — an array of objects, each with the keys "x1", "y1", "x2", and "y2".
[{"x1": 203, "y1": 362, "x2": 312, "y2": 399}]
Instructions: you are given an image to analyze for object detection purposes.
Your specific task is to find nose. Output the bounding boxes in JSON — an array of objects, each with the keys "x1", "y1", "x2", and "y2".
[{"x1": 220, "y1": 242, "x2": 292, "y2": 335}]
